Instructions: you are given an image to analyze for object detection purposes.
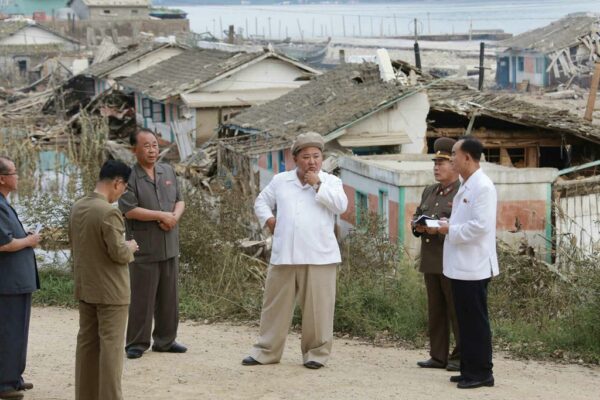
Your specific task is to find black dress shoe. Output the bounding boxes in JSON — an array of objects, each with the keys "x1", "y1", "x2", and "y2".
[
  {"x1": 242, "y1": 356, "x2": 261, "y2": 366},
  {"x1": 446, "y1": 360, "x2": 460, "y2": 371},
  {"x1": 152, "y1": 342, "x2": 187, "y2": 353},
  {"x1": 457, "y1": 376, "x2": 494, "y2": 389},
  {"x1": 416, "y1": 358, "x2": 445, "y2": 369},
  {"x1": 449, "y1": 375, "x2": 465, "y2": 383},
  {"x1": 304, "y1": 361, "x2": 324, "y2": 369},
  {"x1": 126, "y1": 348, "x2": 144, "y2": 359}
]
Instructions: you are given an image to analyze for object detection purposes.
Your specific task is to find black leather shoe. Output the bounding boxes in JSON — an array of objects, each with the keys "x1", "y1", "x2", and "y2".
[
  {"x1": 446, "y1": 360, "x2": 460, "y2": 371},
  {"x1": 457, "y1": 376, "x2": 494, "y2": 389},
  {"x1": 241, "y1": 356, "x2": 261, "y2": 366},
  {"x1": 450, "y1": 375, "x2": 465, "y2": 383},
  {"x1": 126, "y1": 348, "x2": 144, "y2": 359},
  {"x1": 416, "y1": 358, "x2": 445, "y2": 369},
  {"x1": 152, "y1": 342, "x2": 187, "y2": 353},
  {"x1": 18, "y1": 382, "x2": 33, "y2": 391},
  {"x1": 304, "y1": 361, "x2": 324, "y2": 369},
  {"x1": 0, "y1": 389, "x2": 24, "y2": 399}
]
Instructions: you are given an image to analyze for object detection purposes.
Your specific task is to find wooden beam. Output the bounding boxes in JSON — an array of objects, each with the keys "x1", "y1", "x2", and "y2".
[{"x1": 584, "y1": 62, "x2": 600, "y2": 122}]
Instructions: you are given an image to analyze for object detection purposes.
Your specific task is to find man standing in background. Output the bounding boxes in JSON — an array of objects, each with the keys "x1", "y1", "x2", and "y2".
[
  {"x1": 119, "y1": 129, "x2": 186, "y2": 359},
  {"x1": 70, "y1": 160, "x2": 138, "y2": 400},
  {"x1": 412, "y1": 138, "x2": 461, "y2": 372},
  {"x1": 0, "y1": 156, "x2": 40, "y2": 400},
  {"x1": 438, "y1": 136, "x2": 499, "y2": 389}
]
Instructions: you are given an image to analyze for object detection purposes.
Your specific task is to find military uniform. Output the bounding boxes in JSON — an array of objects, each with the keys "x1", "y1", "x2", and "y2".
[
  {"x1": 118, "y1": 162, "x2": 183, "y2": 353},
  {"x1": 412, "y1": 137, "x2": 461, "y2": 369},
  {"x1": 70, "y1": 192, "x2": 134, "y2": 400}
]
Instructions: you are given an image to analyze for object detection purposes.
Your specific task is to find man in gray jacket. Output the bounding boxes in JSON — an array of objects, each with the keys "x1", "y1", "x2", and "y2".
[{"x1": 0, "y1": 156, "x2": 41, "y2": 400}]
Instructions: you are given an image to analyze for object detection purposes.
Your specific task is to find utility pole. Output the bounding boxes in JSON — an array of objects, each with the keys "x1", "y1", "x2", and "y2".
[
  {"x1": 584, "y1": 62, "x2": 600, "y2": 121},
  {"x1": 478, "y1": 42, "x2": 485, "y2": 90},
  {"x1": 413, "y1": 18, "x2": 421, "y2": 69}
]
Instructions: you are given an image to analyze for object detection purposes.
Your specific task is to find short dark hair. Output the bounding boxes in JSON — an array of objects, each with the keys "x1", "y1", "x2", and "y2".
[
  {"x1": 0, "y1": 156, "x2": 12, "y2": 175},
  {"x1": 130, "y1": 128, "x2": 157, "y2": 147},
  {"x1": 98, "y1": 160, "x2": 132, "y2": 182},
  {"x1": 458, "y1": 136, "x2": 483, "y2": 161}
]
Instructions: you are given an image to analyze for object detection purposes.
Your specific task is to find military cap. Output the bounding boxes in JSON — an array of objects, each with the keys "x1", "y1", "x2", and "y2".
[
  {"x1": 432, "y1": 137, "x2": 456, "y2": 160},
  {"x1": 291, "y1": 132, "x2": 324, "y2": 155}
]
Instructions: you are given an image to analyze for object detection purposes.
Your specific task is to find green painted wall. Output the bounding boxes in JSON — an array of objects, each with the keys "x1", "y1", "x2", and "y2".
[{"x1": 2, "y1": 0, "x2": 68, "y2": 16}]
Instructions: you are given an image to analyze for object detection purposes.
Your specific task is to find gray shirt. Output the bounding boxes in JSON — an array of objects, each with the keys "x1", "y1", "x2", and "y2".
[
  {"x1": 0, "y1": 194, "x2": 39, "y2": 294},
  {"x1": 118, "y1": 162, "x2": 183, "y2": 263}
]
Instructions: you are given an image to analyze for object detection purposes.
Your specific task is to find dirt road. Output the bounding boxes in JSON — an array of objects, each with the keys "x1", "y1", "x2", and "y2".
[{"x1": 24, "y1": 307, "x2": 600, "y2": 400}]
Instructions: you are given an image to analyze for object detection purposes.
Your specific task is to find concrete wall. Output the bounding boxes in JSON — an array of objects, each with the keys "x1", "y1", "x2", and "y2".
[
  {"x1": 0, "y1": 26, "x2": 76, "y2": 49},
  {"x1": 134, "y1": 93, "x2": 193, "y2": 143},
  {"x1": 338, "y1": 156, "x2": 558, "y2": 261},
  {"x1": 88, "y1": 6, "x2": 150, "y2": 20}
]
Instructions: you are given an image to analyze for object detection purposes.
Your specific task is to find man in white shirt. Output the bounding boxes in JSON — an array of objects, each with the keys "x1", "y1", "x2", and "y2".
[
  {"x1": 242, "y1": 132, "x2": 348, "y2": 370},
  {"x1": 438, "y1": 136, "x2": 499, "y2": 389}
]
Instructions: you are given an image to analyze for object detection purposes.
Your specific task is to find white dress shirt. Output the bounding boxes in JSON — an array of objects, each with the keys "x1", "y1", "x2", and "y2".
[
  {"x1": 443, "y1": 168, "x2": 500, "y2": 281},
  {"x1": 255, "y1": 169, "x2": 348, "y2": 266}
]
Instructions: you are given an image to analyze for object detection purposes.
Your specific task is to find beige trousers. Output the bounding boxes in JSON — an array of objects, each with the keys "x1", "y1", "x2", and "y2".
[
  {"x1": 75, "y1": 301, "x2": 128, "y2": 400},
  {"x1": 250, "y1": 264, "x2": 337, "y2": 365}
]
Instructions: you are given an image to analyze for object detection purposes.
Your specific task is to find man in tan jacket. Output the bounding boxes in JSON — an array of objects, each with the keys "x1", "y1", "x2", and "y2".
[{"x1": 69, "y1": 160, "x2": 138, "y2": 400}]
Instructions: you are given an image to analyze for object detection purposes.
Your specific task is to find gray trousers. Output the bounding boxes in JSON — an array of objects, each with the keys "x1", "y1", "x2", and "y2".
[
  {"x1": 126, "y1": 257, "x2": 179, "y2": 351},
  {"x1": 0, "y1": 293, "x2": 31, "y2": 393}
]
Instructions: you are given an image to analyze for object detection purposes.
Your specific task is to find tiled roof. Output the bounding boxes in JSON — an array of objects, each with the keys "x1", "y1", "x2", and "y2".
[
  {"x1": 120, "y1": 48, "x2": 271, "y2": 100},
  {"x1": 85, "y1": 42, "x2": 166, "y2": 78},
  {"x1": 500, "y1": 13, "x2": 600, "y2": 53},
  {"x1": 223, "y1": 62, "x2": 419, "y2": 142}
]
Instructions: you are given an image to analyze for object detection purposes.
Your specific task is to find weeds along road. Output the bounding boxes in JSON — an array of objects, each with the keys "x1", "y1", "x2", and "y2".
[{"x1": 27, "y1": 307, "x2": 600, "y2": 400}]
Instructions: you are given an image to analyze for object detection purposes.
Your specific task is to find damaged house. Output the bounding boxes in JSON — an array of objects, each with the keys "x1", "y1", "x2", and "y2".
[
  {"x1": 496, "y1": 13, "x2": 600, "y2": 89},
  {"x1": 0, "y1": 20, "x2": 80, "y2": 84},
  {"x1": 119, "y1": 47, "x2": 319, "y2": 145},
  {"x1": 217, "y1": 56, "x2": 431, "y2": 193},
  {"x1": 82, "y1": 41, "x2": 187, "y2": 95},
  {"x1": 426, "y1": 80, "x2": 600, "y2": 169}
]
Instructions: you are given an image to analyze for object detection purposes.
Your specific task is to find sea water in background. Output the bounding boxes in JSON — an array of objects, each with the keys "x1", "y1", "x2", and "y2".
[{"x1": 179, "y1": 0, "x2": 600, "y2": 41}]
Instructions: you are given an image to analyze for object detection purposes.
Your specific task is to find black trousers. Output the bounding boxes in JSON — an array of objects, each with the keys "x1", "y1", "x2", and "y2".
[
  {"x1": 0, "y1": 293, "x2": 32, "y2": 393},
  {"x1": 451, "y1": 278, "x2": 493, "y2": 381}
]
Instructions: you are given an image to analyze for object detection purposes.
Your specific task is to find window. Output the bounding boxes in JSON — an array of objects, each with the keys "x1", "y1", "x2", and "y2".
[
  {"x1": 17, "y1": 60, "x2": 27, "y2": 76},
  {"x1": 483, "y1": 148, "x2": 500, "y2": 164},
  {"x1": 103, "y1": 9, "x2": 111, "y2": 14},
  {"x1": 141, "y1": 98, "x2": 165, "y2": 122},
  {"x1": 356, "y1": 191, "x2": 368, "y2": 226},
  {"x1": 507, "y1": 148, "x2": 526, "y2": 167},
  {"x1": 141, "y1": 98, "x2": 152, "y2": 118},
  {"x1": 152, "y1": 102, "x2": 165, "y2": 122},
  {"x1": 278, "y1": 150, "x2": 285, "y2": 172},
  {"x1": 131, "y1": 9, "x2": 138, "y2": 15},
  {"x1": 267, "y1": 152, "x2": 273, "y2": 171},
  {"x1": 517, "y1": 56, "x2": 524, "y2": 72}
]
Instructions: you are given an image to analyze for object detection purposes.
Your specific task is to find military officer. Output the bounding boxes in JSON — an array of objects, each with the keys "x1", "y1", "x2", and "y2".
[{"x1": 411, "y1": 137, "x2": 461, "y2": 372}]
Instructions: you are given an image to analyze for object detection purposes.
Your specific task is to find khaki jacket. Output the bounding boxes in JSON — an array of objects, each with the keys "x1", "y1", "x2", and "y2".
[{"x1": 70, "y1": 192, "x2": 134, "y2": 305}]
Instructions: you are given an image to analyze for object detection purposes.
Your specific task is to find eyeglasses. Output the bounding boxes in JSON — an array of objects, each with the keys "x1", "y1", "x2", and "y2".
[{"x1": 0, "y1": 172, "x2": 18, "y2": 176}]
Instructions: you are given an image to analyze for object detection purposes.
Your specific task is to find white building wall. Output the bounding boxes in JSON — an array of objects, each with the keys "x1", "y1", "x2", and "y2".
[{"x1": 0, "y1": 26, "x2": 77, "y2": 50}]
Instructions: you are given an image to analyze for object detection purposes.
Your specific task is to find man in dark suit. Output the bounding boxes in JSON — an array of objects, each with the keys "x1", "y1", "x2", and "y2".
[
  {"x1": 0, "y1": 156, "x2": 41, "y2": 400},
  {"x1": 412, "y1": 138, "x2": 461, "y2": 372}
]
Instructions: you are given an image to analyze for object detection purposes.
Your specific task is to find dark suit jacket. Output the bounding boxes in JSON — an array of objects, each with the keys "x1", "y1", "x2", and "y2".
[{"x1": 0, "y1": 193, "x2": 39, "y2": 295}]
